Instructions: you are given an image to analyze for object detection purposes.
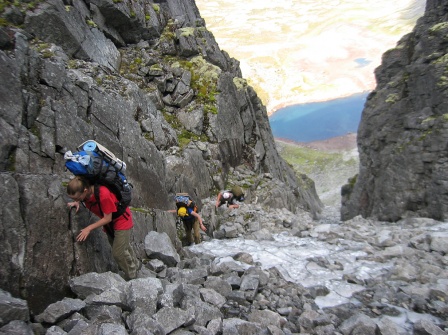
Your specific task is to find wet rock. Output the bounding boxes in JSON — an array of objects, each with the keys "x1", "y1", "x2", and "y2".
[{"x1": 232, "y1": 252, "x2": 254, "y2": 265}]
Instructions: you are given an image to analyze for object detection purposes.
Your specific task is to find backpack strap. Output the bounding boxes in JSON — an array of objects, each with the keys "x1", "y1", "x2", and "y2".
[
  {"x1": 94, "y1": 182, "x2": 128, "y2": 219},
  {"x1": 94, "y1": 184, "x2": 115, "y2": 239},
  {"x1": 93, "y1": 184, "x2": 103, "y2": 216}
]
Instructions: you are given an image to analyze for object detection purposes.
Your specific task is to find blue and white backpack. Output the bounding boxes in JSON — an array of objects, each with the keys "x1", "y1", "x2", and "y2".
[{"x1": 64, "y1": 140, "x2": 132, "y2": 219}]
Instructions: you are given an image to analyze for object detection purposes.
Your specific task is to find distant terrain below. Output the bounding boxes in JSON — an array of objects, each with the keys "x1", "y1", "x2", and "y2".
[
  {"x1": 276, "y1": 133, "x2": 359, "y2": 206},
  {"x1": 195, "y1": 0, "x2": 426, "y2": 114},
  {"x1": 278, "y1": 132, "x2": 358, "y2": 152}
]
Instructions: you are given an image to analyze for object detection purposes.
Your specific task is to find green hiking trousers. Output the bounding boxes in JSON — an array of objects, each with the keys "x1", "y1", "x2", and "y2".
[
  {"x1": 183, "y1": 218, "x2": 201, "y2": 245},
  {"x1": 108, "y1": 229, "x2": 139, "y2": 280}
]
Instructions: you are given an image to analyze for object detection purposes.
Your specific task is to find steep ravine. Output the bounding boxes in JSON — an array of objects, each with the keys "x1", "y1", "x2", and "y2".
[
  {"x1": 0, "y1": 0, "x2": 321, "y2": 315},
  {"x1": 1, "y1": 0, "x2": 448, "y2": 334}
]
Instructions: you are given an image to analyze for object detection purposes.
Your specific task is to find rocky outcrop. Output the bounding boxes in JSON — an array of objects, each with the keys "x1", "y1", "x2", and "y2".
[
  {"x1": 0, "y1": 0, "x2": 322, "y2": 314},
  {"x1": 2, "y1": 211, "x2": 448, "y2": 335},
  {"x1": 341, "y1": 0, "x2": 448, "y2": 222}
]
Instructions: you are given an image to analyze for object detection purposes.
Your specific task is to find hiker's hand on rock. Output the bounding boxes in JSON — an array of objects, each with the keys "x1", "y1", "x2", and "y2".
[
  {"x1": 76, "y1": 227, "x2": 91, "y2": 242},
  {"x1": 68, "y1": 201, "x2": 79, "y2": 212},
  {"x1": 200, "y1": 223, "x2": 207, "y2": 232}
]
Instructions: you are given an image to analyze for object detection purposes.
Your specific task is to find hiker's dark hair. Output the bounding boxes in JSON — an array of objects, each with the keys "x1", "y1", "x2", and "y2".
[{"x1": 67, "y1": 176, "x2": 91, "y2": 195}]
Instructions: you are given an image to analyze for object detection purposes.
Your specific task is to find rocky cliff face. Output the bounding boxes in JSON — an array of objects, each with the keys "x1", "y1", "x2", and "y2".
[
  {"x1": 0, "y1": 0, "x2": 322, "y2": 314},
  {"x1": 341, "y1": 0, "x2": 448, "y2": 222}
]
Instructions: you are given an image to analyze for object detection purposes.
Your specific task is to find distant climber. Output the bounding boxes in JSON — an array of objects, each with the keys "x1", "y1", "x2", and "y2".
[
  {"x1": 168, "y1": 193, "x2": 207, "y2": 245},
  {"x1": 216, "y1": 186, "x2": 245, "y2": 209}
]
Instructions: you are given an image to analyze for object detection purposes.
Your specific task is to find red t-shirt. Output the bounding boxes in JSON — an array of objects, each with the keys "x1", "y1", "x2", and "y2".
[{"x1": 84, "y1": 185, "x2": 133, "y2": 230}]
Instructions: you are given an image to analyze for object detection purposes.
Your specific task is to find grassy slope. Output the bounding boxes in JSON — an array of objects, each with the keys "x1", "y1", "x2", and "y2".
[{"x1": 276, "y1": 139, "x2": 359, "y2": 206}]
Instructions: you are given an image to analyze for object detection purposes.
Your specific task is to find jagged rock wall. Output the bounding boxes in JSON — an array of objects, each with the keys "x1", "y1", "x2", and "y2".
[
  {"x1": 341, "y1": 0, "x2": 448, "y2": 222},
  {"x1": 0, "y1": 0, "x2": 322, "y2": 314}
]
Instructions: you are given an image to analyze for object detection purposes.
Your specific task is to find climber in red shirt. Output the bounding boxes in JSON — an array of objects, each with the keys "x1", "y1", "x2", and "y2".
[{"x1": 67, "y1": 176, "x2": 139, "y2": 280}]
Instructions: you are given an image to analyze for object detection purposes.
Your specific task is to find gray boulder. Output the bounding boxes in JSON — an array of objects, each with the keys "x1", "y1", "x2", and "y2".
[
  {"x1": 69, "y1": 272, "x2": 126, "y2": 300},
  {"x1": 0, "y1": 289, "x2": 29, "y2": 326},
  {"x1": 35, "y1": 298, "x2": 86, "y2": 324},
  {"x1": 145, "y1": 231, "x2": 180, "y2": 267}
]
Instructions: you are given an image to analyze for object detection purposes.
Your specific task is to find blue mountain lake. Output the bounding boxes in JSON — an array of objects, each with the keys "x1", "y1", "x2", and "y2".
[{"x1": 269, "y1": 92, "x2": 369, "y2": 143}]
